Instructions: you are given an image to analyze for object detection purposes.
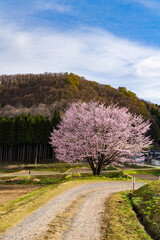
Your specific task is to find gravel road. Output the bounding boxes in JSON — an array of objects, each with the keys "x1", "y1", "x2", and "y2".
[{"x1": 0, "y1": 181, "x2": 145, "y2": 240}]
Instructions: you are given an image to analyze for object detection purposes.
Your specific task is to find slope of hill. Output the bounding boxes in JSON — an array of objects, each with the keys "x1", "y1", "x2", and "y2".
[{"x1": 0, "y1": 72, "x2": 160, "y2": 144}]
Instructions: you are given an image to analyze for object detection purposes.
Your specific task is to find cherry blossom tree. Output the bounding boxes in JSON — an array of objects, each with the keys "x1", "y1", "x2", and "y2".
[{"x1": 50, "y1": 101, "x2": 152, "y2": 175}]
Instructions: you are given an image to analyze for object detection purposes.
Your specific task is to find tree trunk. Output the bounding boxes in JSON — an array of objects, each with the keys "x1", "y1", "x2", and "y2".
[
  {"x1": 92, "y1": 168, "x2": 101, "y2": 175},
  {"x1": 90, "y1": 164, "x2": 102, "y2": 175},
  {"x1": 88, "y1": 158, "x2": 102, "y2": 175},
  {"x1": 96, "y1": 165, "x2": 102, "y2": 175},
  {"x1": 35, "y1": 144, "x2": 38, "y2": 165}
]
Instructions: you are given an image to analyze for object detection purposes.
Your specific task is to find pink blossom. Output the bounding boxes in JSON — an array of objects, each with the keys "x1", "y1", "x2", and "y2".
[{"x1": 50, "y1": 101, "x2": 152, "y2": 175}]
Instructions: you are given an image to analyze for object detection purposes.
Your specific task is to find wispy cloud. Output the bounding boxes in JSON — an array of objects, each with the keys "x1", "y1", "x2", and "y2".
[
  {"x1": 0, "y1": 19, "x2": 160, "y2": 103},
  {"x1": 35, "y1": 1, "x2": 72, "y2": 13},
  {"x1": 131, "y1": 0, "x2": 160, "y2": 10}
]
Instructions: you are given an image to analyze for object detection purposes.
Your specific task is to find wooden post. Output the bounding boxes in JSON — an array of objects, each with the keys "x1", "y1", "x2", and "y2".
[{"x1": 132, "y1": 177, "x2": 135, "y2": 193}]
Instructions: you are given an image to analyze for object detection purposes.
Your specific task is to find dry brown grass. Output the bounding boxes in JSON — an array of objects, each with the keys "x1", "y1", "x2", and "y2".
[{"x1": 0, "y1": 185, "x2": 41, "y2": 205}]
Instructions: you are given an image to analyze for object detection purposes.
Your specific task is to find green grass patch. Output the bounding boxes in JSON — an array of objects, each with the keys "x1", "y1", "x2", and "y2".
[
  {"x1": 0, "y1": 170, "x2": 130, "y2": 185},
  {"x1": 131, "y1": 181, "x2": 160, "y2": 240},
  {"x1": 124, "y1": 163, "x2": 153, "y2": 169},
  {"x1": 103, "y1": 165, "x2": 119, "y2": 170},
  {"x1": 125, "y1": 168, "x2": 160, "y2": 176},
  {"x1": 101, "y1": 192, "x2": 152, "y2": 240},
  {"x1": 0, "y1": 174, "x2": 67, "y2": 185},
  {"x1": 103, "y1": 171, "x2": 131, "y2": 179},
  {"x1": 0, "y1": 162, "x2": 90, "y2": 174},
  {"x1": 24, "y1": 162, "x2": 88, "y2": 172},
  {"x1": 66, "y1": 171, "x2": 130, "y2": 181}
]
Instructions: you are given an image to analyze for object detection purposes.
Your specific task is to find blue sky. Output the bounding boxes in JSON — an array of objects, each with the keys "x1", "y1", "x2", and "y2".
[{"x1": 1, "y1": 0, "x2": 160, "y2": 104}]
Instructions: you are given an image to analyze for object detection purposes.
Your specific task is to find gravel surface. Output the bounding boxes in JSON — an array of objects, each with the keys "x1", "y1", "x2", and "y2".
[{"x1": 0, "y1": 181, "x2": 145, "y2": 240}]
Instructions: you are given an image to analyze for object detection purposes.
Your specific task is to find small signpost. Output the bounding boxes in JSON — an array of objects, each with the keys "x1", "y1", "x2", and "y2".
[{"x1": 132, "y1": 177, "x2": 135, "y2": 193}]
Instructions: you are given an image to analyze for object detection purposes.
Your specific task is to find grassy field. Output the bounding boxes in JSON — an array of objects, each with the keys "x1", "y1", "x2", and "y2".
[
  {"x1": 0, "y1": 162, "x2": 154, "y2": 174},
  {"x1": 125, "y1": 168, "x2": 160, "y2": 176},
  {"x1": 0, "y1": 174, "x2": 67, "y2": 185},
  {"x1": 0, "y1": 164, "x2": 131, "y2": 185},
  {"x1": 132, "y1": 181, "x2": 160, "y2": 240},
  {"x1": 101, "y1": 192, "x2": 152, "y2": 240},
  {"x1": 0, "y1": 162, "x2": 90, "y2": 174}
]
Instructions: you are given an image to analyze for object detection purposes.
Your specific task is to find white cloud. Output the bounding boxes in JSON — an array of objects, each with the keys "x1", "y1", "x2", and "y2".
[
  {"x1": 137, "y1": 87, "x2": 160, "y2": 103},
  {"x1": 0, "y1": 22, "x2": 160, "y2": 103},
  {"x1": 137, "y1": 55, "x2": 160, "y2": 78}
]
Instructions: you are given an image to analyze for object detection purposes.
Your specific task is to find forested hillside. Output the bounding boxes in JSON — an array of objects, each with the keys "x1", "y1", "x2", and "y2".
[
  {"x1": 0, "y1": 72, "x2": 160, "y2": 163},
  {"x1": 0, "y1": 73, "x2": 152, "y2": 118}
]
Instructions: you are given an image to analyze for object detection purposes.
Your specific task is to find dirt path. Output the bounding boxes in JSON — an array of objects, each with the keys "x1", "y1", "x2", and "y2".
[{"x1": 0, "y1": 181, "x2": 145, "y2": 240}]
